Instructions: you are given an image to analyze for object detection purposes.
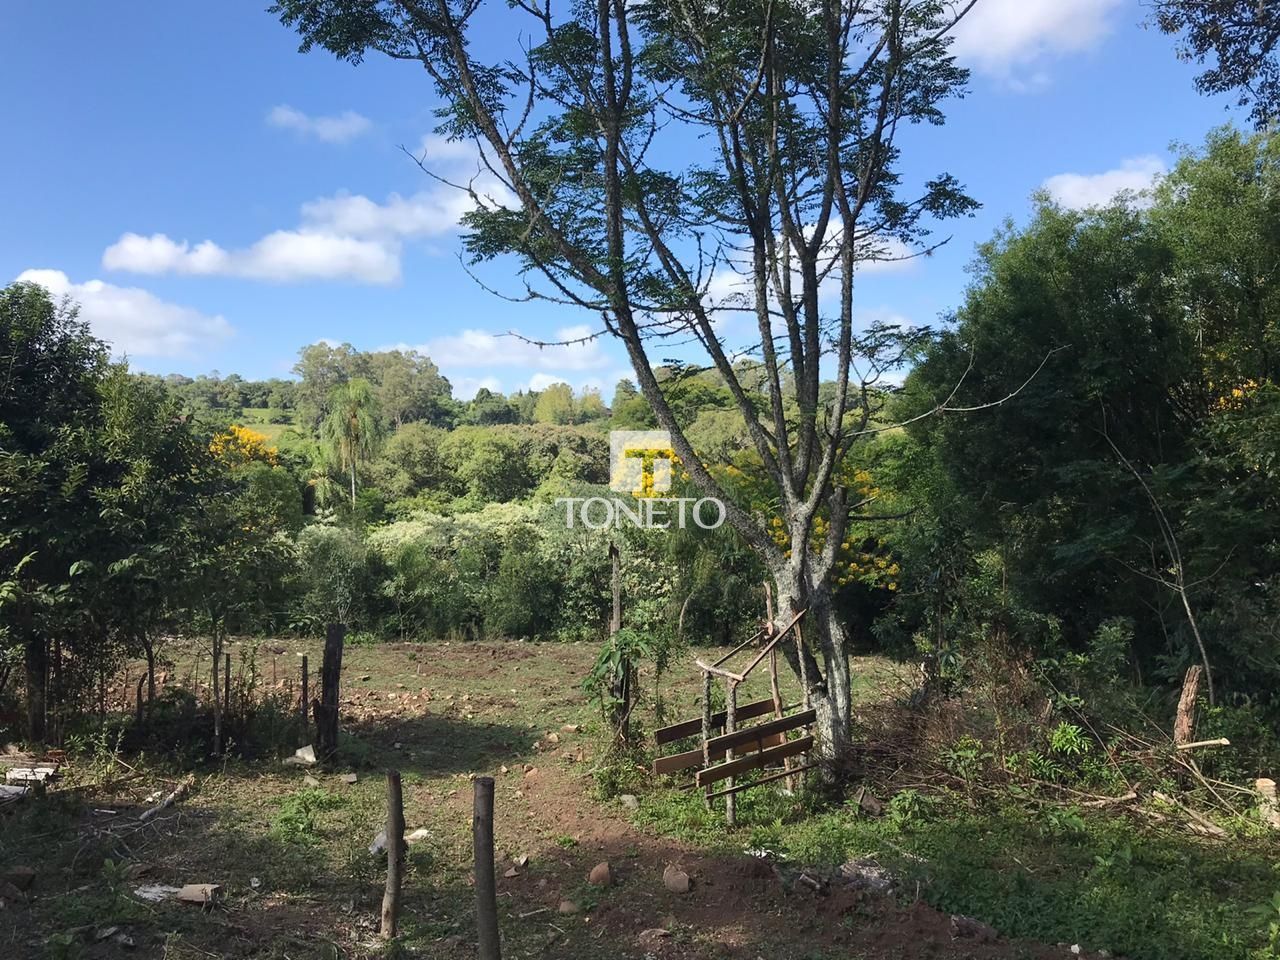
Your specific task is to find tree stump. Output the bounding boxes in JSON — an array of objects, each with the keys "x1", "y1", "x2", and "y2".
[{"x1": 1174, "y1": 664, "x2": 1203, "y2": 745}]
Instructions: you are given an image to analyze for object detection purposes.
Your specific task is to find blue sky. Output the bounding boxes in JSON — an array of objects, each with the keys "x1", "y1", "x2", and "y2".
[{"x1": 0, "y1": 1, "x2": 1244, "y2": 399}]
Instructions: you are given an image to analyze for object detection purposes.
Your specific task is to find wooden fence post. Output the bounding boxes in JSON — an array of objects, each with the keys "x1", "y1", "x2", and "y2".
[
  {"x1": 473, "y1": 776, "x2": 501, "y2": 960},
  {"x1": 701, "y1": 670, "x2": 713, "y2": 811},
  {"x1": 725, "y1": 679, "x2": 738, "y2": 827},
  {"x1": 380, "y1": 769, "x2": 405, "y2": 939},
  {"x1": 300, "y1": 655, "x2": 309, "y2": 728},
  {"x1": 313, "y1": 624, "x2": 346, "y2": 757}
]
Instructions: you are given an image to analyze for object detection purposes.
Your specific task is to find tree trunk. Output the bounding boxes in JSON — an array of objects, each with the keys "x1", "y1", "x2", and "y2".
[
  {"x1": 1174, "y1": 664, "x2": 1203, "y2": 745},
  {"x1": 350, "y1": 463, "x2": 357, "y2": 509},
  {"x1": 211, "y1": 628, "x2": 223, "y2": 756},
  {"x1": 143, "y1": 636, "x2": 157, "y2": 713},
  {"x1": 774, "y1": 568, "x2": 851, "y2": 771},
  {"x1": 607, "y1": 541, "x2": 630, "y2": 742},
  {"x1": 24, "y1": 633, "x2": 47, "y2": 743}
]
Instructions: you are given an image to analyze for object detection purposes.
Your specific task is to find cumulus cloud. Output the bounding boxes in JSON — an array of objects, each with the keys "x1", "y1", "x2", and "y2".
[
  {"x1": 16, "y1": 269, "x2": 233, "y2": 359},
  {"x1": 102, "y1": 139, "x2": 514, "y2": 285},
  {"x1": 267, "y1": 105, "x2": 372, "y2": 144},
  {"x1": 950, "y1": 0, "x2": 1121, "y2": 83},
  {"x1": 102, "y1": 231, "x2": 401, "y2": 284},
  {"x1": 1042, "y1": 155, "x2": 1166, "y2": 209}
]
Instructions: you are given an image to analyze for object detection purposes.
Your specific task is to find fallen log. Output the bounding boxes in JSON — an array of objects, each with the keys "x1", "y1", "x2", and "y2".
[{"x1": 139, "y1": 775, "x2": 195, "y2": 822}]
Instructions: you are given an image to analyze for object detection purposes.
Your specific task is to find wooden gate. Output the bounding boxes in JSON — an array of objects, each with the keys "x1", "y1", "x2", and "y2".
[{"x1": 652, "y1": 607, "x2": 814, "y2": 825}]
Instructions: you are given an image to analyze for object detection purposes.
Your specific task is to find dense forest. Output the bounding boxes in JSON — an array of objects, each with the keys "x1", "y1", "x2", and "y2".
[{"x1": 3, "y1": 127, "x2": 1277, "y2": 773}]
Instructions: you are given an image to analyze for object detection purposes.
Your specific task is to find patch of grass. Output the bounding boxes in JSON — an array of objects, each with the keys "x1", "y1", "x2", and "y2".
[
  {"x1": 638, "y1": 777, "x2": 1280, "y2": 960},
  {"x1": 270, "y1": 787, "x2": 348, "y2": 844}
]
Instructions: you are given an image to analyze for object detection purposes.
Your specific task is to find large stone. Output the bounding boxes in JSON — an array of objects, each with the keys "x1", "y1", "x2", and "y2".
[
  {"x1": 949, "y1": 914, "x2": 996, "y2": 942},
  {"x1": 3, "y1": 867, "x2": 34, "y2": 891},
  {"x1": 662, "y1": 864, "x2": 691, "y2": 894},
  {"x1": 588, "y1": 861, "x2": 612, "y2": 887},
  {"x1": 557, "y1": 899, "x2": 579, "y2": 915}
]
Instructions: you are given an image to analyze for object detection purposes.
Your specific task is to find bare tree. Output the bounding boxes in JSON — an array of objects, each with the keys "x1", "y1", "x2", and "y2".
[{"x1": 275, "y1": 0, "x2": 993, "y2": 762}]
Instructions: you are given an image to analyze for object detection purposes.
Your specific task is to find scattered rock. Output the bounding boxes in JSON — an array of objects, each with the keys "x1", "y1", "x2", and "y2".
[
  {"x1": 504, "y1": 866, "x2": 520, "y2": 879},
  {"x1": 369, "y1": 830, "x2": 387, "y2": 856},
  {"x1": 342, "y1": 773, "x2": 358, "y2": 784},
  {"x1": 175, "y1": 884, "x2": 223, "y2": 905},
  {"x1": 284, "y1": 745, "x2": 317, "y2": 766},
  {"x1": 588, "y1": 861, "x2": 612, "y2": 886},
  {"x1": 838, "y1": 858, "x2": 894, "y2": 893},
  {"x1": 662, "y1": 864, "x2": 691, "y2": 894},
  {"x1": 949, "y1": 914, "x2": 997, "y2": 942},
  {"x1": 303, "y1": 774, "x2": 320, "y2": 788},
  {"x1": 1070, "y1": 946, "x2": 1082, "y2": 956},
  {"x1": 619, "y1": 794, "x2": 639, "y2": 811},
  {"x1": 523, "y1": 766, "x2": 538, "y2": 778},
  {"x1": 359, "y1": 675, "x2": 371, "y2": 682},
  {"x1": 95, "y1": 926, "x2": 120, "y2": 942},
  {"x1": 249, "y1": 877, "x2": 261, "y2": 889},
  {"x1": 855, "y1": 786, "x2": 884, "y2": 817},
  {"x1": 513, "y1": 854, "x2": 529, "y2": 867},
  {"x1": 3, "y1": 866, "x2": 35, "y2": 891},
  {"x1": 500, "y1": 765, "x2": 509, "y2": 774},
  {"x1": 558, "y1": 899, "x2": 579, "y2": 915},
  {"x1": 406, "y1": 828, "x2": 431, "y2": 844},
  {"x1": 113, "y1": 931, "x2": 137, "y2": 949},
  {"x1": 638, "y1": 928, "x2": 672, "y2": 947},
  {"x1": 545, "y1": 732, "x2": 560, "y2": 745},
  {"x1": 561, "y1": 723, "x2": 581, "y2": 733}
]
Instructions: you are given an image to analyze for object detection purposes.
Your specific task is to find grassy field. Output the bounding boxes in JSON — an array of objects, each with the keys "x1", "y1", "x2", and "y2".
[{"x1": 1, "y1": 638, "x2": 1277, "y2": 960}]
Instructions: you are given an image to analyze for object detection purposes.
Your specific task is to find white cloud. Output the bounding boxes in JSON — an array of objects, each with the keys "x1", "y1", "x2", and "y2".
[
  {"x1": 103, "y1": 139, "x2": 515, "y2": 285},
  {"x1": 102, "y1": 230, "x2": 401, "y2": 284},
  {"x1": 1042, "y1": 155, "x2": 1166, "y2": 209},
  {"x1": 267, "y1": 105, "x2": 372, "y2": 144},
  {"x1": 16, "y1": 269, "x2": 232, "y2": 359},
  {"x1": 450, "y1": 375, "x2": 504, "y2": 401},
  {"x1": 527, "y1": 373, "x2": 571, "y2": 392},
  {"x1": 950, "y1": 0, "x2": 1121, "y2": 82}
]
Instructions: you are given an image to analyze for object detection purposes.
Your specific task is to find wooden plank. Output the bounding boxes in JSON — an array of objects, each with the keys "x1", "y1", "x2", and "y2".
[
  {"x1": 695, "y1": 660, "x2": 743, "y2": 682},
  {"x1": 654, "y1": 731, "x2": 790, "y2": 776},
  {"x1": 735, "y1": 609, "x2": 806, "y2": 681},
  {"x1": 654, "y1": 697, "x2": 777, "y2": 745},
  {"x1": 706, "y1": 762, "x2": 819, "y2": 800},
  {"x1": 696, "y1": 736, "x2": 814, "y2": 787},
  {"x1": 706, "y1": 708, "x2": 815, "y2": 756},
  {"x1": 712, "y1": 629, "x2": 763, "y2": 668}
]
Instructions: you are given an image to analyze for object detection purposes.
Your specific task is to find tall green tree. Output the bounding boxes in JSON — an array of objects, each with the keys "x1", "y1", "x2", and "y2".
[
  {"x1": 321, "y1": 377, "x2": 385, "y2": 508},
  {"x1": 275, "y1": 0, "x2": 980, "y2": 759},
  {"x1": 0, "y1": 283, "x2": 108, "y2": 740}
]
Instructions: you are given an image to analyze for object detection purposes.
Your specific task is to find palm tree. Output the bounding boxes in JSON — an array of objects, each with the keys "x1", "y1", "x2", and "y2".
[{"x1": 320, "y1": 378, "x2": 384, "y2": 508}]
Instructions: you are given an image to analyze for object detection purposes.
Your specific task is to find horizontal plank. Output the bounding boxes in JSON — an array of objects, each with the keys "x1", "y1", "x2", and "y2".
[
  {"x1": 653, "y1": 731, "x2": 787, "y2": 776},
  {"x1": 696, "y1": 736, "x2": 814, "y2": 787},
  {"x1": 705, "y1": 708, "x2": 815, "y2": 757},
  {"x1": 653, "y1": 697, "x2": 777, "y2": 745},
  {"x1": 705, "y1": 762, "x2": 819, "y2": 800}
]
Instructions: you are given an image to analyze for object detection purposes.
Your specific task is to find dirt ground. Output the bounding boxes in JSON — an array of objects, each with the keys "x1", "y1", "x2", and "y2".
[{"x1": 1, "y1": 639, "x2": 1109, "y2": 959}]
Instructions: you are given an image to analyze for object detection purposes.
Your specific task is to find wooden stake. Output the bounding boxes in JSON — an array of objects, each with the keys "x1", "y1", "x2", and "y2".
[
  {"x1": 473, "y1": 776, "x2": 501, "y2": 960},
  {"x1": 701, "y1": 670, "x2": 713, "y2": 811},
  {"x1": 725, "y1": 679, "x2": 738, "y2": 827},
  {"x1": 300, "y1": 655, "x2": 309, "y2": 728},
  {"x1": 223, "y1": 652, "x2": 232, "y2": 720},
  {"x1": 380, "y1": 769, "x2": 405, "y2": 939}
]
